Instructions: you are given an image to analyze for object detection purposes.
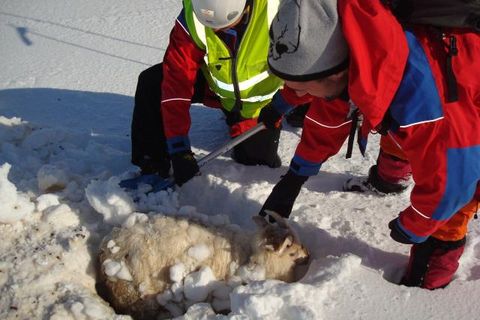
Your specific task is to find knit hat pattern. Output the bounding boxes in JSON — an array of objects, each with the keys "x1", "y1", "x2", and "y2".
[{"x1": 268, "y1": 0, "x2": 349, "y2": 81}]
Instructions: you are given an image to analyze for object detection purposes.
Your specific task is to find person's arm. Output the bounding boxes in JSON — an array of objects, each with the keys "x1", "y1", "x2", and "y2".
[
  {"x1": 260, "y1": 98, "x2": 353, "y2": 219},
  {"x1": 161, "y1": 11, "x2": 206, "y2": 185},
  {"x1": 257, "y1": 85, "x2": 314, "y2": 129},
  {"x1": 338, "y1": 0, "x2": 409, "y2": 129},
  {"x1": 161, "y1": 11, "x2": 206, "y2": 155},
  {"x1": 291, "y1": 98, "x2": 352, "y2": 175}
]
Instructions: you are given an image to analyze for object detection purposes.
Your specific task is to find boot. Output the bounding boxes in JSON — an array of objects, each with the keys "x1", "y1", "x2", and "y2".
[
  {"x1": 401, "y1": 236, "x2": 466, "y2": 289},
  {"x1": 231, "y1": 127, "x2": 282, "y2": 168},
  {"x1": 367, "y1": 165, "x2": 408, "y2": 194},
  {"x1": 343, "y1": 165, "x2": 407, "y2": 194}
]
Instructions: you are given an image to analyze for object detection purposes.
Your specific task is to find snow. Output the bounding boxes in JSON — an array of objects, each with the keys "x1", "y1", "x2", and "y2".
[{"x1": 1, "y1": 1, "x2": 480, "y2": 319}]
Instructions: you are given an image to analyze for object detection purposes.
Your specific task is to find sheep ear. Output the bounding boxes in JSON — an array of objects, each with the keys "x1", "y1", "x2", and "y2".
[{"x1": 277, "y1": 235, "x2": 293, "y2": 254}]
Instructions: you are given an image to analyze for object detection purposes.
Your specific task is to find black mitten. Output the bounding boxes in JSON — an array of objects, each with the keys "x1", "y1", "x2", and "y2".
[
  {"x1": 258, "y1": 103, "x2": 283, "y2": 129},
  {"x1": 171, "y1": 151, "x2": 199, "y2": 186},
  {"x1": 388, "y1": 218, "x2": 415, "y2": 244},
  {"x1": 259, "y1": 170, "x2": 308, "y2": 219}
]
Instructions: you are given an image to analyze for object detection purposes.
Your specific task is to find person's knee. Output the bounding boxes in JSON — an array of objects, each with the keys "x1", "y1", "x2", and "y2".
[
  {"x1": 231, "y1": 127, "x2": 281, "y2": 168},
  {"x1": 137, "y1": 63, "x2": 164, "y2": 88}
]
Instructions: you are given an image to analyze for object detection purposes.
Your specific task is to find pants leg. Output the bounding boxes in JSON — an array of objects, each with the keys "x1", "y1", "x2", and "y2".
[
  {"x1": 401, "y1": 199, "x2": 478, "y2": 289},
  {"x1": 231, "y1": 126, "x2": 282, "y2": 168},
  {"x1": 432, "y1": 199, "x2": 479, "y2": 241},
  {"x1": 377, "y1": 135, "x2": 411, "y2": 184},
  {"x1": 401, "y1": 236, "x2": 466, "y2": 289},
  {"x1": 224, "y1": 110, "x2": 282, "y2": 168},
  {"x1": 367, "y1": 135, "x2": 412, "y2": 193},
  {"x1": 131, "y1": 63, "x2": 209, "y2": 176},
  {"x1": 131, "y1": 63, "x2": 170, "y2": 176}
]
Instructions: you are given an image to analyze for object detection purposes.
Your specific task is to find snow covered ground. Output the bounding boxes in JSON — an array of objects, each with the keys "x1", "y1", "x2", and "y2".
[{"x1": 1, "y1": 1, "x2": 480, "y2": 319}]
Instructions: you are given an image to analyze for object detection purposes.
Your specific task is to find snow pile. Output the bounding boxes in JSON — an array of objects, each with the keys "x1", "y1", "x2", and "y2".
[
  {"x1": 0, "y1": 163, "x2": 35, "y2": 223},
  {"x1": 2, "y1": 1, "x2": 480, "y2": 319},
  {"x1": 85, "y1": 177, "x2": 135, "y2": 225},
  {"x1": 97, "y1": 208, "x2": 309, "y2": 319}
]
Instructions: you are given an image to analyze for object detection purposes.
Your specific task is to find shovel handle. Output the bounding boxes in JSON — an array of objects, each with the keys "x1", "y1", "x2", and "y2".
[
  {"x1": 121, "y1": 122, "x2": 267, "y2": 194},
  {"x1": 197, "y1": 122, "x2": 266, "y2": 167}
]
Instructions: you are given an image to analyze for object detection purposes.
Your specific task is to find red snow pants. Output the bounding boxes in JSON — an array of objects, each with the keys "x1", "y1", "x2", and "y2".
[{"x1": 402, "y1": 198, "x2": 479, "y2": 289}]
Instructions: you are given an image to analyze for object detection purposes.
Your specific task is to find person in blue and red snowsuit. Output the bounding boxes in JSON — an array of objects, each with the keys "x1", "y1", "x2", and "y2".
[{"x1": 259, "y1": 0, "x2": 480, "y2": 289}]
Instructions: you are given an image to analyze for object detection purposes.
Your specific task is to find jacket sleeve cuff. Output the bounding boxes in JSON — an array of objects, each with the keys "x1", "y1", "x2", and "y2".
[
  {"x1": 396, "y1": 216, "x2": 429, "y2": 243},
  {"x1": 289, "y1": 154, "x2": 322, "y2": 177},
  {"x1": 272, "y1": 91, "x2": 294, "y2": 115},
  {"x1": 167, "y1": 136, "x2": 191, "y2": 155}
]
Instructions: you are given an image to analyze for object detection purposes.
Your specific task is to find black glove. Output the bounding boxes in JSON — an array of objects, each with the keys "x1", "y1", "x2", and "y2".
[
  {"x1": 388, "y1": 218, "x2": 415, "y2": 244},
  {"x1": 258, "y1": 103, "x2": 283, "y2": 129},
  {"x1": 171, "y1": 151, "x2": 200, "y2": 186},
  {"x1": 259, "y1": 170, "x2": 308, "y2": 219}
]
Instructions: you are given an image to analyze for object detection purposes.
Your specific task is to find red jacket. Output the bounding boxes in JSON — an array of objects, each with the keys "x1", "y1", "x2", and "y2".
[
  {"x1": 287, "y1": 0, "x2": 480, "y2": 243},
  {"x1": 160, "y1": 10, "x2": 292, "y2": 154},
  {"x1": 161, "y1": 13, "x2": 206, "y2": 153}
]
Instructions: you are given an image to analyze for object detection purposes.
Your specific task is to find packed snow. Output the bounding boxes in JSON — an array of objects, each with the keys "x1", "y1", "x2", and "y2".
[{"x1": 1, "y1": 0, "x2": 480, "y2": 319}]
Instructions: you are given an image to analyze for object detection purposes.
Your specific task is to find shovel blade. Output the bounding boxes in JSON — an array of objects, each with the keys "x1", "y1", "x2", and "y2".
[{"x1": 119, "y1": 174, "x2": 175, "y2": 193}]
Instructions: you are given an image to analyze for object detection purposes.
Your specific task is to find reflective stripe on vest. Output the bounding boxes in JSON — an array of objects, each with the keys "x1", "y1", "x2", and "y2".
[{"x1": 183, "y1": 0, "x2": 282, "y2": 118}]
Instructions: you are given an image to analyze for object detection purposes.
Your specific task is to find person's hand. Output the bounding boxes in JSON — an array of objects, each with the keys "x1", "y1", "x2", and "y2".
[
  {"x1": 259, "y1": 170, "x2": 308, "y2": 219},
  {"x1": 171, "y1": 151, "x2": 200, "y2": 186},
  {"x1": 388, "y1": 218, "x2": 415, "y2": 244},
  {"x1": 258, "y1": 103, "x2": 283, "y2": 129}
]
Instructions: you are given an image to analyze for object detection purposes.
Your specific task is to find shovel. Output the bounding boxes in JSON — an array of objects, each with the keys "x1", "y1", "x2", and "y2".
[{"x1": 119, "y1": 123, "x2": 267, "y2": 193}]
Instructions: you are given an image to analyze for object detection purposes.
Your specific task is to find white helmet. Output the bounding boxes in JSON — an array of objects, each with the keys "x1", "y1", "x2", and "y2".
[{"x1": 192, "y1": 0, "x2": 247, "y2": 29}]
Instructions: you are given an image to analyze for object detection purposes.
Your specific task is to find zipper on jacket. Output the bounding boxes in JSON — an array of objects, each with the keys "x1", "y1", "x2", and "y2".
[
  {"x1": 219, "y1": 40, "x2": 242, "y2": 123},
  {"x1": 217, "y1": 4, "x2": 253, "y2": 123},
  {"x1": 444, "y1": 33, "x2": 459, "y2": 102}
]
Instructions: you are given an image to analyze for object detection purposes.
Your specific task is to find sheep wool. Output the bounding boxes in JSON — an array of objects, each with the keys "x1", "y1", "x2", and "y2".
[{"x1": 97, "y1": 213, "x2": 309, "y2": 319}]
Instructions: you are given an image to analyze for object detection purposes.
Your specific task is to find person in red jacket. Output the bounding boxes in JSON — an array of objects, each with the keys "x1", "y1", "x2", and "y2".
[
  {"x1": 130, "y1": 0, "x2": 295, "y2": 186},
  {"x1": 260, "y1": 0, "x2": 480, "y2": 289}
]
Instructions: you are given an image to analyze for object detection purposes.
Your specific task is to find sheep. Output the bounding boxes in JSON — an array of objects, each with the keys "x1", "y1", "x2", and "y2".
[{"x1": 96, "y1": 211, "x2": 309, "y2": 319}]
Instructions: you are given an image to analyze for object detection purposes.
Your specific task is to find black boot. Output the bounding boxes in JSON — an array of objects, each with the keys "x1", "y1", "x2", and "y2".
[
  {"x1": 367, "y1": 165, "x2": 408, "y2": 194},
  {"x1": 343, "y1": 165, "x2": 407, "y2": 194},
  {"x1": 232, "y1": 127, "x2": 282, "y2": 168}
]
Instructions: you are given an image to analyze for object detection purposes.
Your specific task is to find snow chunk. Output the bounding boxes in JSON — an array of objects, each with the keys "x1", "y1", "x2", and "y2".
[
  {"x1": 102, "y1": 259, "x2": 121, "y2": 277},
  {"x1": 183, "y1": 267, "x2": 217, "y2": 302},
  {"x1": 102, "y1": 259, "x2": 132, "y2": 281},
  {"x1": 43, "y1": 203, "x2": 80, "y2": 228},
  {"x1": 187, "y1": 244, "x2": 211, "y2": 262},
  {"x1": 116, "y1": 261, "x2": 133, "y2": 281},
  {"x1": 0, "y1": 163, "x2": 35, "y2": 223},
  {"x1": 181, "y1": 303, "x2": 217, "y2": 319},
  {"x1": 85, "y1": 176, "x2": 135, "y2": 225},
  {"x1": 122, "y1": 212, "x2": 148, "y2": 228},
  {"x1": 37, "y1": 164, "x2": 69, "y2": 192},
  {"x1": 36, "y1": 193, "x2": 61, "y2": 211},
  {"x1": 170, "y1": 263, "x2": 186, "y2": 283}
]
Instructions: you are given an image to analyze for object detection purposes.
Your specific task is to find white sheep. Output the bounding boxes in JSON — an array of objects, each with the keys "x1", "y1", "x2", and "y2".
[{"x1": 97, "y1": 211, "x2": 309, "y2": 319}]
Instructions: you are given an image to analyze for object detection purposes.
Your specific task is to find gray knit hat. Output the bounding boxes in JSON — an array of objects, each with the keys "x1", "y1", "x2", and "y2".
[{"x1": 268, "y1": 0, "x2": 349, "y2": 81}]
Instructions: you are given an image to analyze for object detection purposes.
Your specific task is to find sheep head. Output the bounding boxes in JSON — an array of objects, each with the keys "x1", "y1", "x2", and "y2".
[{"x1": 251, "y1": 211, "x2": 309, "y2": 282}]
